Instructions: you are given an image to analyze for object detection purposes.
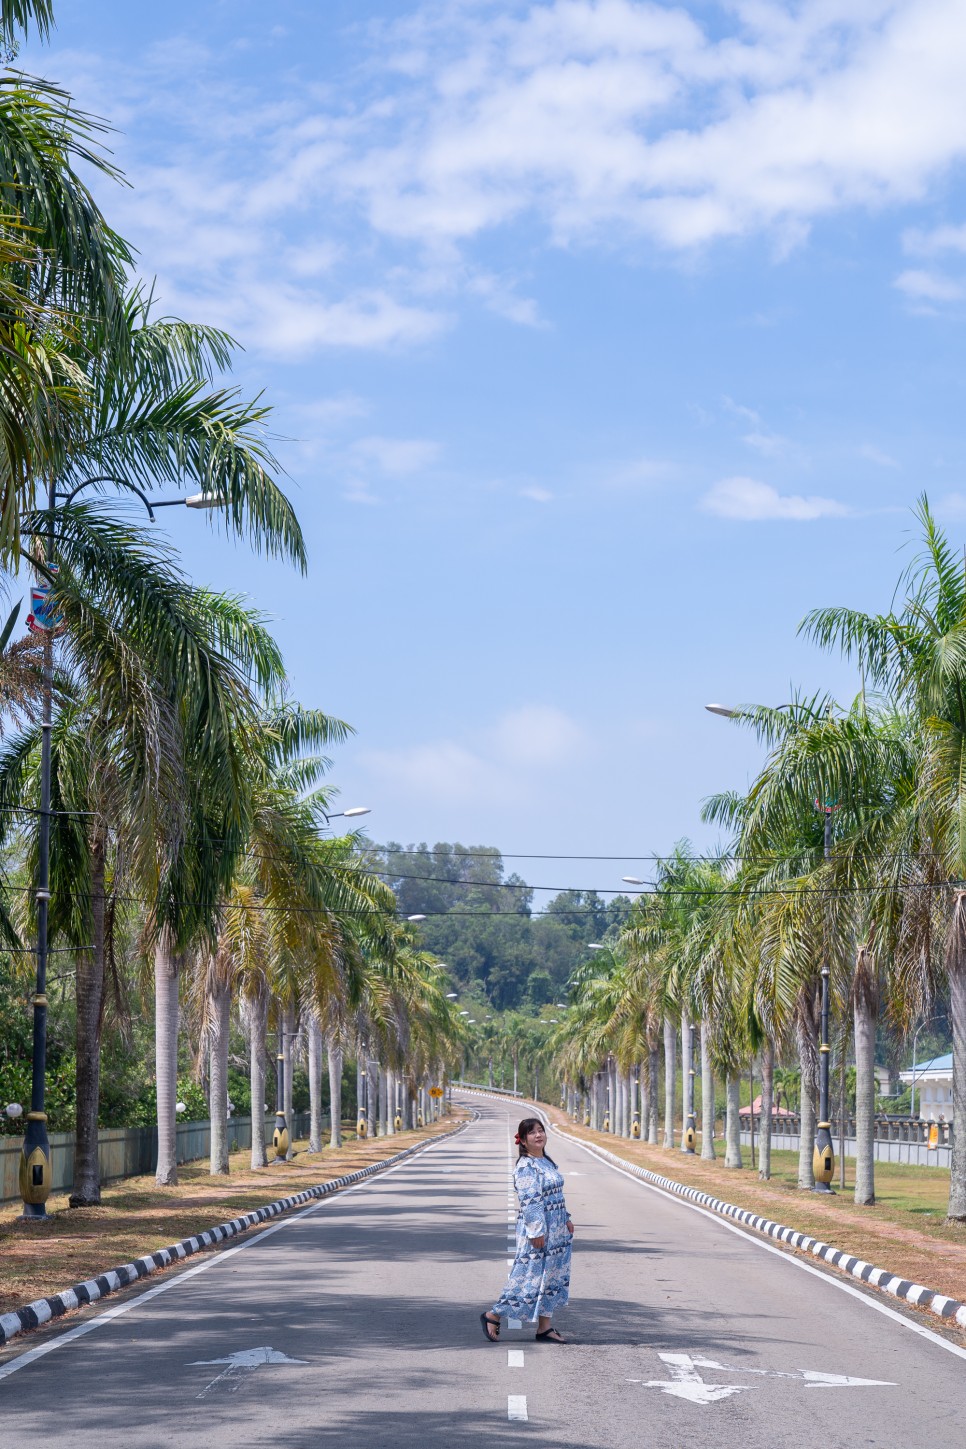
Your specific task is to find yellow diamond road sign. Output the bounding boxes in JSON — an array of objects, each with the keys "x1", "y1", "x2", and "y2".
[{"x1": 429, "y1": 1087, "x2": 444, "y2": 1098}]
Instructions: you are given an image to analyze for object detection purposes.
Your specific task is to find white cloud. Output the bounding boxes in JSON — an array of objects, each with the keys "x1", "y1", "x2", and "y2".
[
  {"x1": 350, "y1": 436, "x2": 442, "y2": 475},
  {"x1": 700, "y1": 477, "x2": 850, "y2": 521},
  {"x1": 903, "y1": 222, "x2": 966, "y2": 255},
  {"x1": 520, "y1": 485, "x2": 553, "y2": 503},
  {"x1": 723, "y1": 397, "x2": 790, "y2": 456},
  {"x1": 858, "y1": 443, "x2": 900, "y2": 468},
  {"x1": 333, "y1": 0, "x2": 966, "y2": 255},
  {"x1": 41, "y1": 0, "x2": 966, "y2": 361},
  {"x1": 894, "y1": 268, "x2": 966, "y2": 303},
  {"x1": 359, "y1": 704, "x2": 585, "y2": 805},
  {"x1": 934, "y1": 493, "x2": 966, "y2": 520},
  {"x1": 489, "y1": 706, "x2": 584, "y2": 768}
]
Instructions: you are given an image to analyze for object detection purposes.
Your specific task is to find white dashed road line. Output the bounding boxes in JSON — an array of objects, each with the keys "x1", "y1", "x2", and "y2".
[{"x1": 508, "y1": 1394, "x2": 528, "y2": 1421}]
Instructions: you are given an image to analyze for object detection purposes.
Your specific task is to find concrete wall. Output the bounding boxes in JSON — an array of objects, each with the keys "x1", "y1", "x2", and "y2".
[{"x1": 0, "y1": 1111, "x2": 317, "y2": 1205}]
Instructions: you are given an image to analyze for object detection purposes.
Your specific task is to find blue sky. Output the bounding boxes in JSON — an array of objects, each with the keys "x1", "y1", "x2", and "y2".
[{"x1": 21, "y1": 0, "x2": 966, "y2": 900}]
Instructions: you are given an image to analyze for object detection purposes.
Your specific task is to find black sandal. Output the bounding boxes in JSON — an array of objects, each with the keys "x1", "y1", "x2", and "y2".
[
  {"x1": 480, "y1": 1312, "x2": 501, "y2": 1342},
  {"x1": 535, "y1": 1327, "x2": 567, "y2": 1343}
]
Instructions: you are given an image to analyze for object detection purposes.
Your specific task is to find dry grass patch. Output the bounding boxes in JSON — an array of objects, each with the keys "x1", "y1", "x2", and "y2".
[{"x1": 0, "y1": 1116, "x2": 462, "y2": 1315}]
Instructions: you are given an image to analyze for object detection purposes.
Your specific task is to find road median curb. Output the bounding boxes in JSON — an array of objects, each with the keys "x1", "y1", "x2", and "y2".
[{"x1": 0, "y1": 1117, "x2": 468, "y2": 1351}]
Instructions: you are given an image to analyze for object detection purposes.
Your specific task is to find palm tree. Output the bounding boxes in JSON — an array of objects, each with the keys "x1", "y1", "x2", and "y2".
[
  {"x1": 14, "y1": 290, "x2": 306, "y2": 1197},
  {"x1": 799, "y1": 499, "x2": 966, "y2": 1219},
  {"x1": 0, "y1": 5, "x2": 133, "y2": 561}
]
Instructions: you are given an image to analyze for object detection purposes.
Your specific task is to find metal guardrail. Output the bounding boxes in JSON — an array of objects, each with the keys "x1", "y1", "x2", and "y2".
[
  {"x1": 454, "y1": 1081, "x2": 523, "y2": 1097},
  {"x1": 738, "y1": 1111, "x2": 954, "y2": 1148},
  {"x1": 0, "y1": 1111, "x2": 318, "y2": 1205}
]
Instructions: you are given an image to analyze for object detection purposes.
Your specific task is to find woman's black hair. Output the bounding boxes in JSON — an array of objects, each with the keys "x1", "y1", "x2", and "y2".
[{"x1": 516, "y1": 1117, "x2": 557, "y2": 1166}]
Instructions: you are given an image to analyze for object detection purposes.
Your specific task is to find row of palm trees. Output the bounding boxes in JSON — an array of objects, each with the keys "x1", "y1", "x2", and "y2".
[
  {"x1": 551, "y1": 500, "x2": 966, "y2": 1224},
  {"x1": 0, "y1": 2, "x2": 466, "y2": 1204}
]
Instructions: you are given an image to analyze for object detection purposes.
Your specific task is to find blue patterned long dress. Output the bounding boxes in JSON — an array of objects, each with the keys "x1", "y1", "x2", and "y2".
[{"x1": 491, "y1": 1154, "x2": 572, "y2": 1322}]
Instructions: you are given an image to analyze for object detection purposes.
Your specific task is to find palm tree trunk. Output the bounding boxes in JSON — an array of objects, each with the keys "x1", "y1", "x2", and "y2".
[
  {"x1": 663, "y1": 1015, "x2": 676, "y2": 1148},
  {"x1": 951, "y1": 897, "x2": 966, "y2": 1220},
  {"x1": 724, "y1": 1075, "x2": 743, "y2": 1167},
  {"x1": 308, "y1": 1014, "x2": 323, "y2": 1153},
  {"x1": 327, "y1": 1031, "x2": 343, "y2": 1147},
  {"x1": 208, "y1": 979, "x2": 231, "y2": 1175},
  {"x1": 513, "y1": 1053, "x2": 518, "y2": 1095},
  {"x1": 700, "y1": 1020, "x2": 716, "y2": 1161},
  {"x1": 853, "y1": 945, "x2": 877, "y2": 1206},
  {"x1": 647, "y1": 1041, "x2": 659, "y2": 1143},
  {"x1": 154, "y1": 927, "x2": 180, "y2": 1186},
  {"x1": 378, "y1": 1064, "x2": 389, "y2": 1136},
  {"x1": 386, "y1": 1069, "x2": 396, "y2": 1135},
  {"x1": 758, "y1": 1038, "x2": 774, "y2": 1180},
  {"x1": 620, "y1": 1070, "x2": 629, "y2": 1136},
  {"x1": 639, "y1": 1058, "x2": 649, "y2": 1136},
  {"x1": 69, "y1": 824, "x2": 107, "y2": 1207},
  {"x1": 248, "y1": 991, "x2": 268, "y2": 1168}
]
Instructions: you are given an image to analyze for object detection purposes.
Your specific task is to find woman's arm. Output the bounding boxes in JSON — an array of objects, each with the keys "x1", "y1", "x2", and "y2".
[{"x1": 515, "y1": 1159, "x2": 548, "y2": 1244}]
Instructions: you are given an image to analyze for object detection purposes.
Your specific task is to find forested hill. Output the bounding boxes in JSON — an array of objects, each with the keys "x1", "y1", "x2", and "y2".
[{"x1": 370, "y1": 843, "x2": 633, "y2": 1010}]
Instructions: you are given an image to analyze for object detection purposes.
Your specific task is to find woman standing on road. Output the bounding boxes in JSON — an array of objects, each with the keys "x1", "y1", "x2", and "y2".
[{"x1": 481, "y1": 1116, "x2": 574, "y2": 1344}]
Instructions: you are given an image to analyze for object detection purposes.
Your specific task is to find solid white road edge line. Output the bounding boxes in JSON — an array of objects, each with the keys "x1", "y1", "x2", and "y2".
[
  {"x1": 561, "y1": 1131, "x2": 966, "y2": 1365},
  {"x1": 0, "y1": 1125, "x2": 463, "y2": 1384}
]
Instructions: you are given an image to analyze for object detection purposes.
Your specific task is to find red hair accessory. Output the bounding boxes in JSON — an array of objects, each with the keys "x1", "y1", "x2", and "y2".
[{"x1": 514, "y1": 1133, "x2": 521, "y2": 1144}]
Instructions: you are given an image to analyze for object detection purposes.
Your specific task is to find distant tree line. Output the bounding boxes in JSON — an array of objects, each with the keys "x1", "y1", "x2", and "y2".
[{"x1": 371, "y1": 843, "x2": 633, "y2": 1009}]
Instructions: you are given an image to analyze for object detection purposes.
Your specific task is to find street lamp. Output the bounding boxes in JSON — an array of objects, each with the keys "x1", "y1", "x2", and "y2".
[
  {"x1": 587, "y1": 943, "x2": 604, "y2": 951},
  {"x1": 684, "y1": 1022, "x2": 697, "y2": 1153},
  {"x1": 446, "y1": 992, "x2": 458, "y2": 999},
  {"x1": 622, "y1": 876, "x2": 646, "y2": 886},
  {"x1": 408, "y1": 914, "x2": 426, "y2": 922},
  {"x1": 812, "y1": 796, "x2": 836, "y2": 1193},
  {"x1": 272, "y1": 1027, "x2": 290, "y2": 1162}
]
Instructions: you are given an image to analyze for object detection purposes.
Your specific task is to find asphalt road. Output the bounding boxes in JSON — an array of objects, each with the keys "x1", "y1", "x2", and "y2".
[{"x1": 0, "y1": 1093, "x2": 963, "y2": 1448}]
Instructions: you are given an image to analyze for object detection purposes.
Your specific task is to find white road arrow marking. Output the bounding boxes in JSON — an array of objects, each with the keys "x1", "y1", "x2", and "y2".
[
  {"x1": 802, "y1": 1371, "x2": 896, "y2": 1389},
  {"x1": 631, "y1": 1352, "x2": 895, "y2": 1404},
  {"x1": 641, "y1": 1353, "x2": 751, "y2": 1405},
  {"x1": 190, "y1": 1345, "x2": 307, "y2": 1398}
]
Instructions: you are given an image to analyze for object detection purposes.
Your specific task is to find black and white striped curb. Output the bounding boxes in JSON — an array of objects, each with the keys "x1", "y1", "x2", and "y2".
[
  {"x1": 0, "y1": 1119, "x2": 468, "y2": 1350},
  {"x1": 551, "y1": 1125, "x2": 966, "y2": 1333}
]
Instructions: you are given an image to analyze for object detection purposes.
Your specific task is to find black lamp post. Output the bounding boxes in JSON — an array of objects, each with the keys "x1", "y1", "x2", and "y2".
[
  {"x1": 18, "y1": 480, "x2": 55, "y2": 1218},
  {"x1": 17, "y1": 482, "x2": 223, "y2": 1217},
  {"x1": 684, "y1": 1022, "x2": 697, "y2": 1153},
  {"x1": 813, "y1": 799, "x2": 836, "y2": 1192},
  {"x1": 272, "y1": 1028, "x2": 289, "y2": 1162}
]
